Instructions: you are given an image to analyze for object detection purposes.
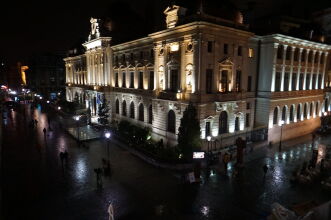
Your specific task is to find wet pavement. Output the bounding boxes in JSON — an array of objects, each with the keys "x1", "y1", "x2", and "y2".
[{"x1": 1, "y1": 103, "x2": 331, "y2": 220}]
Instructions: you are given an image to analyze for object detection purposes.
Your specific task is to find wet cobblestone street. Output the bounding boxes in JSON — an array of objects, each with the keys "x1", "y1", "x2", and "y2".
[{"x1": 1, "y1": 104, "x2": 330, "y2": 220}]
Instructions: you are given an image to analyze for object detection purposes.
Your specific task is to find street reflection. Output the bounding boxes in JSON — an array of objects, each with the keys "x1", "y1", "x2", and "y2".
[{"x1": 74, "y1": 157, "x2": 87, "y2": 182}]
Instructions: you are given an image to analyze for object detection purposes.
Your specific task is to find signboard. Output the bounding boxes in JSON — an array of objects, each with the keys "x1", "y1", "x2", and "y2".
[{"x1": 193, "y1": 152, "x2": 205, "y2": 159}]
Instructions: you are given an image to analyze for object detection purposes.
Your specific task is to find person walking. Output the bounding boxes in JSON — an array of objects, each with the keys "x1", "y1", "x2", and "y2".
[
  {"x1": 59, "y1": 152, "x2": 65, "y2": 167},
  {"x1": 263, "y1": 164, "x2": 269, "y2": 179},
  {"x1": 43, "y1": 128, "x2": 47, "y2": 137},
  {"x1": 223, "y1": 152, "x2": 230, "y2": 173}
]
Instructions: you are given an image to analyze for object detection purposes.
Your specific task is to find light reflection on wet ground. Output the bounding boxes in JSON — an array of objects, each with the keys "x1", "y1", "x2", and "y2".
[{"x1": 1, "y1": 104, "x2": 331, "y2": 220}]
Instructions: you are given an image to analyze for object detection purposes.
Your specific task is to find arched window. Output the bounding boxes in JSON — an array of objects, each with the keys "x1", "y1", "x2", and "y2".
[
  {"x1": 235, "y1": 117, "x2": 240, "y2": 131},
  {"x1": 273, "y1": 107, "x2": 278, "y2": 125},
  {"x1": 290, "y1": 105, "x2": 294, "y2": 122},
  {"x1": 148, "y1": 104, "x2": 153, "y2": 124},
  {"x1": 282, "y1": 106, "x2": 287, "y2": 122},
  {"x1": 130, "y1": 102, "x2": 135, "y2": 119},
  {"x1": 115, "y1": 99, "x2": 119, "y2": 114},
  {"x1": 138, "y1": 103, "x2": 144, "y2": 121},
  {"x1": 304, "y1": 103, "x2": 308, "y2": 119},
  {"x1": 219, "y1": 111, "x2": 228, "y2": 134},
  {"x1": 297, "y1": 104, "x2": 301, "y2": 121},
  {"x1": 310, "y1": 103, "x2": 313, "y2": 118},
  {"x1": 122, "y1": 100, "x2": 127, "y2": 116},
  {"x1": 167, "y1": 110, "x2": 176, "y2": 133},
  {"x1": 316, "y1": 102, "x2": 319, "y2": 116}
]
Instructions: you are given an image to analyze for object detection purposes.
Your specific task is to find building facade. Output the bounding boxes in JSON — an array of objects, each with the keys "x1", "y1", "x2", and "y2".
[{"x1": 64, "y1": 5, "x2": 331, "y2": 149}]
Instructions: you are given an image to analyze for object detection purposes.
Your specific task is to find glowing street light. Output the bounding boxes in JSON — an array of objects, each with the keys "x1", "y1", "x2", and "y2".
[
  {"x1": 46, "y1": 100, "x2": 50, "y2": 104},
  {"x1": 323, "y1": 112, "x2": 327, "y2": 116},
  {"x1": 58, "y1": 106, "x2": 61, "y2": 110},
  {"x1": 207, "y1": 135, "x2": 211, "y2": 152},
  {"x1": 74, "y1": 116, "x2": 80, "y2": 142},
  {"x1": 105, "y1": 131, "x2": 111, "y2": 160}
]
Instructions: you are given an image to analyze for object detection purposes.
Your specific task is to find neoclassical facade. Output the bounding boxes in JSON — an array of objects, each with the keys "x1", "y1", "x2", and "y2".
[
  {"x1": 64, "y1": 5, "x2": 331, "y2": 149},
  {"x1": 254, "y1": 34, "x2": 331, "y2": 143}
]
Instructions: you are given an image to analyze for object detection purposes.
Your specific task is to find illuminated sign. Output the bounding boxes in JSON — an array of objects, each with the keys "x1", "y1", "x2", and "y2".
[{"x1": 193, "y1": 152, "x2": 205, "y2": 159}]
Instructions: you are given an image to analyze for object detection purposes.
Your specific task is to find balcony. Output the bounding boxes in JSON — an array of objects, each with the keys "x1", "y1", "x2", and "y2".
[
  {"x1": 112, "y1": 87, "x2": 156, "y2": 97},
  {"x1": 271, "y1": 89, "x2": 324, "y2": 99}
]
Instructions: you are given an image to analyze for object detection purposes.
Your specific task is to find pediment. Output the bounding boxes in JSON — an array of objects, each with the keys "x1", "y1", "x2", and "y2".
[{"x1": 218, "y1": 57, "x2": 233, "y2": 66}]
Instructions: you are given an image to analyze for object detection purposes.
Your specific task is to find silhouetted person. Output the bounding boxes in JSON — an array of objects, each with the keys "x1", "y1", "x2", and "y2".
[
  {"x1": 94, "y1": 168, "x2": 103, "y2": 188},
  {"x1": 59, "y1": 152, "x2": 65, "y2": 167},
  {"x1": 43, "y1": 128, "x2": 46, "y2": 137},
  {"x1": 63, "y1": 151, "x2": 68, "y2": 164},
  {"x1": 263, "y1": 164, "x2": 269, "y2": 179}
]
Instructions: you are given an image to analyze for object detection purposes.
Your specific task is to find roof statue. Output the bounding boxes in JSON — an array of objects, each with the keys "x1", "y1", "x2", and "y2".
[{"x1": 88, "y1": 17, "x2": 100, "y2": 41}]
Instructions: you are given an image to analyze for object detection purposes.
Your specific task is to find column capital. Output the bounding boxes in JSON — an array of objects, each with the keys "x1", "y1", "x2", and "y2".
[
  {"x1": 273, "y1": 42, "x2": 279, "y2": 49},
  {"x1": 299, "y1": 48, "x2": 304, "y2": 52},
  {"x1": 291, "y1": 46, "x2": 296, "y2": 51}
]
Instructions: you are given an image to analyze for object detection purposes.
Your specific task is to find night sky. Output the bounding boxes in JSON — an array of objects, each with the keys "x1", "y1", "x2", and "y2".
[{"x1": 0, "y1": 0, "x2": 329, "y2": 65}]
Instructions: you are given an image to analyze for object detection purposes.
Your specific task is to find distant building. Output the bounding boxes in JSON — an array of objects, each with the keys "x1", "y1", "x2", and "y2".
[
  {"x1": 64, "y1": 3, "x2": 331, "y2": 148},
  {"x1": 26, "y1": 53, "x2": 65, "y2": 99}
]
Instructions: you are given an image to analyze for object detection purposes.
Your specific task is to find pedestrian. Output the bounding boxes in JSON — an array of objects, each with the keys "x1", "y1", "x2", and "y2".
[
  {"x1": 63, "y1": 151, "x2": 68, "y2": 164},
  {"x1": 320, "y1": 159, "x2": 325, "y2": 173},
  {"x1": 108, "y1": 203, "x2": 114, "y2": 220},
  {"x1": 94, "y1": 168, "x2": 103, "y2": 188},
  {"x1": 59, "y1": 152, "x2": 64, "y2": 167},
  {"x1": 43, "y1": 127, "x2": 47, "y2": 136},
  {"x1": 263, "y1": 164, "x2": 268, "y2": 178},
  {"x1": 223, "y1": 152, "x2": 230, "y2": 173},
  {"x1": 34, "y1": 119, "x2": 38, "y2": 126}
]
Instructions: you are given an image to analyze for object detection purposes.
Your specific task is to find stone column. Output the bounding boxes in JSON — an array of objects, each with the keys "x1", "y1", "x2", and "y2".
[
  {"x1": 309, "y1": 50, "x2": 316, "y2": 90},
  {"x1": 315, "y1": 51, "x2": 322, "y2": 89},
  {"x1": 280, "y1": 45, "x2": 287, "y2": 91},
  {"x1": 193, "y1": 35, "x2": 201, "y2": 93},
  {"x1": 289, "y1": 46, "x2": 295, "y2": 91},
  {"x1": 296, "y1": 48, "x2": 303, "y2": 90},
  {"x1": 321, "y1": 52, "x2": 328, "y2": 89},
  {"x1": 303, "y1": 49, "x2": 310, "y2": 90},
  {"x1": 271, "y1": 43, "x2": 279, "y2": 92}
]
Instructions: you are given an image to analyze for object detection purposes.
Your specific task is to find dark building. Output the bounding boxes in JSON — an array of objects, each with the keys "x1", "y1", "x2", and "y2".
[{"x1": 26, "y1": 52, "x2": 66, "y2": 99}]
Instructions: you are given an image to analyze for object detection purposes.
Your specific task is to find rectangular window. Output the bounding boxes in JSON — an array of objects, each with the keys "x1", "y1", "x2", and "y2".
[
  {"x1": 149, "y1": 71, "x2": 154, "y2": 90},
  {"x1": 238, "y1": 46, "x2": 242, "y2": 56},
  {"x1": 207, "y1": 41, "x2": 213, "y2": 53},
  {"x1": 284, "y1": 72, "x2": 289, "y2": 91},
  {"x1": 122, "y1": 72, "x2": 126, "y2": 88},
  {"x1": 275, "y1": 72, "x2": 281, "y2": 92},
  {"x1": 170, "y1": 69, "x2": 178, "y2": 92},
  {"x1": 205, "y1": 122, "x2": 211, "y2": 137},
  {"x1": 115, "y1": 72, "x2": 119, "y2": 87},
  {"x1": 221, "y1": 70, "x2": 228, "y2": 92},
  {"x1": 306, "y1": 74, "x2": 310, "y2": 90},
  {"x1": 291, "y1": 73, "x2": 297, "y2": 90},
  {"x1": 248, "y1": 48, "x2": 254, "y2": 58},
  {"x1": 130, "y1": 72, "x2": 134, "y2": 88},
  {"x1": 236, "y1": 70, "x2": 242, "y2": 91},
  {"x1": 312, "y1": 74, "x2": 316, "y2": 89},
  {"x1": 138, "y1": 71, "x2": 143, "y2": 89},
  {"x1": 206, "y1": 69, "x2": 213, "y2": 94},
  {"x1": 246, "y1": 102, "x2": 250, "y2": 110},
  {"x1": 224, "y1": 44, "x2": 228, "y2": 54},
  {"x1": 246, "y1": 113, "x2": 250, "y2": 127},
  {"x1": 299, "y1": 73, "x2": 304, "y2": 90},
  {"x1": 247, "y1": 75, "x2": 252, "y2": 92}
]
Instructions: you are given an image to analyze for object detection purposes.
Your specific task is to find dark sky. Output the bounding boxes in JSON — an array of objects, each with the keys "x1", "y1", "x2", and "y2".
[{"x1": 0, "y1": 0, "x2": 329, "y2": 65}]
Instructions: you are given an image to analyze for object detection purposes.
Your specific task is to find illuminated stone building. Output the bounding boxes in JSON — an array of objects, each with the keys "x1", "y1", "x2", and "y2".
[{"x1": 64, "y1": 4, "x2": 331, "y2": 148}]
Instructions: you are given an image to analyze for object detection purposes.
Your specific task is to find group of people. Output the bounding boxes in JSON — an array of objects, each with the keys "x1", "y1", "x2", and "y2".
[{"x1": 94, "y1": 158, "x2": 112, "y2": 188}]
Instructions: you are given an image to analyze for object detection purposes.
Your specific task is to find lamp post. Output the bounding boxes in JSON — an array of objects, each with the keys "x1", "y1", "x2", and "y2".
[
  {"x1": 74, "y1": 116, "x2": 80, "y2": 142},
  {"x1": 105, "y1": 131, "x2": 111, "y2": 160},
  {"x1": 279, "y1": 120, "x2": 285, "y2": 152}
]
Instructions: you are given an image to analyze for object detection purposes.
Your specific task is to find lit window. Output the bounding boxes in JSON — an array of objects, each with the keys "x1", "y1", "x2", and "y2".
[{"x1": 248, "y1": 48, "x2": 254, "y2": 58}]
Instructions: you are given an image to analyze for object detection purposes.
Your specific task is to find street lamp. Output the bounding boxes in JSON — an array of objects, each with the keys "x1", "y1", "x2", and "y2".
[
  {"x1": 105, "y1": 131, "x2": 111, "y2": 160},
  {"x1": 279, "y1": 120, "x2": 285, "y2": 152},
  {"x1": 58, "y1": 106, "x2": 61, "y2": 110},
  {"x1": 323, "y1": 112, "x2": 327, "y2": 116},
  {"x1": 75, "y1": 116, "x2": 80, "y2": 142}
]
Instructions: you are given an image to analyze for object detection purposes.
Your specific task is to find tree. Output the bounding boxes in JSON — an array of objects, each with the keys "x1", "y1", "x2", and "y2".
[
  {"x1": 178, "y1": 102, "x2": 201, "y2": 161},
  {"x1": 98, "y1": 97, "x2": 110, "y2": 125}
]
